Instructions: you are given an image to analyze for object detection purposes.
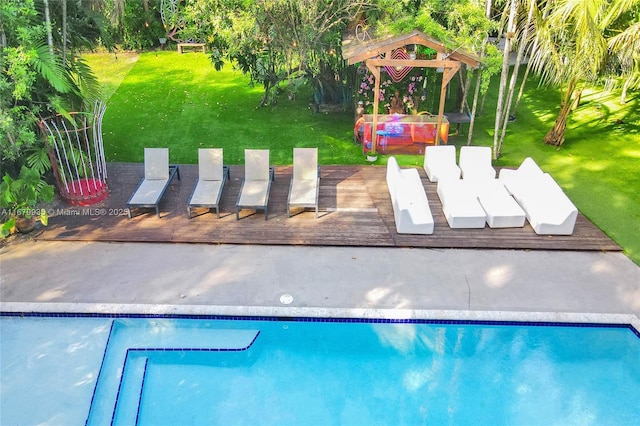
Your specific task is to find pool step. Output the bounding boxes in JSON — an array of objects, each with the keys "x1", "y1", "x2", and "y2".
[
  {"x1": 86, "y1": 320, "x2": 260, "y2": 426},
  {"x1": 112, "y1": 354, "x2": 148, "y2": 425}
]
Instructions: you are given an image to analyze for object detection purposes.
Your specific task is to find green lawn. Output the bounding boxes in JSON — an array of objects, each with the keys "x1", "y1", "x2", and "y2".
[
  {"x1": 100, "y1": 51, "x2": 357, "y2": 165},
  {"x1": 86, "y1": 51, "x2": 640, "y2": 265}
]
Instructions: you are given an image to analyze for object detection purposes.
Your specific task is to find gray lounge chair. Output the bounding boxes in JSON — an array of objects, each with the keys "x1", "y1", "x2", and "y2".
[
  {"x1": 126, "y1": 148, "x2": 180, "y2": 218},
  {"x1": 187, "y1": 148, "x2": 229, "y2": 219},
  {"x1": 287, "y1": 147, "x2": 320, "y2": 218},
  {"x1": 236, "y1": 149, "x2": 274, "y2": 220}
]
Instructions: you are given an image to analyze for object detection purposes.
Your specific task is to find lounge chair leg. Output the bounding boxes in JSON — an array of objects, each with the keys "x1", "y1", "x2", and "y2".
[
  {"x1": 156, "y1": 206, "x2": 160, "y2": 218},
  {"x1": 127, "y1": 208, "x2": 132, "y2": 219},
  {"x1": 216, "y1": 207, "x2": 220, "y2": 219},
  {"x1": 187, "y1": 207, "x2": 192, "y2": 219},
  {"x1": 236, "y1": 208, "x2": 240, "y2": 220},
  {"x1": 264, "y1": 207, "x2": 268, "y2": 220}
]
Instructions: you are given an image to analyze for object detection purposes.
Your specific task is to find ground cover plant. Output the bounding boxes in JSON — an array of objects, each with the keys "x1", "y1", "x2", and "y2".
[{"x1": 87, "y1": 51, "x2": 639, "y2": 265}]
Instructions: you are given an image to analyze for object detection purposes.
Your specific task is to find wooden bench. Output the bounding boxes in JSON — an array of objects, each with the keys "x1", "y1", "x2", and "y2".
[{"x1": 177, "y1": 43, "x2": 206, "y2": 54}]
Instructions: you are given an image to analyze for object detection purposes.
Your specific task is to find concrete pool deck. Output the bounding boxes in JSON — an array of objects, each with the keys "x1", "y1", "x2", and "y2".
[{"x1": 1, "y1": 240, "x2": 639, "y2": 330}]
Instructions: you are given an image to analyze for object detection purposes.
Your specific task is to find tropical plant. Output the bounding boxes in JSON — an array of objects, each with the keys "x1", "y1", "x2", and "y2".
[
  {"x1": 165, "y1": 0, "x2": 369, "y2": 107},
  {"x1": 0, "y1": 166, "x2": 54, "y2": 236},
  {"x1": 528, "y1": 0, "x2": 640, "y2": 146},
  {"x1": 0, "y1": 0, "x2": 101, "y2": 171}
]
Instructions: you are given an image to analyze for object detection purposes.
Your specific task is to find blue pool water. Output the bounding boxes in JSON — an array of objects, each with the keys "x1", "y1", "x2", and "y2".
[{"x1": 2, "y1": 315, "x2": 639, "y2": 425}]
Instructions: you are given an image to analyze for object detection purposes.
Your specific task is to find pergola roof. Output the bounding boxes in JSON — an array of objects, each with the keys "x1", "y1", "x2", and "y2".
[{"x1": 342, "y1": 29, "x2": 481, "y2": 69}]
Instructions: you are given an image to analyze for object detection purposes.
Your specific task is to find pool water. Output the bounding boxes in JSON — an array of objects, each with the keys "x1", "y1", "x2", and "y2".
[{"x1": 2, "y1": 316, "x2": 640, "y2": 425}]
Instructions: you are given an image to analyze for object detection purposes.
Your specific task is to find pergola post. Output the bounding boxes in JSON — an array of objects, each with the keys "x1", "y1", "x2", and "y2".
[
  {"x1": 436, "y1": 64, "x2": 460, "y2": 145},
  {"x1": 366, "y1": 61, "x2": 381, "y2": 154}
]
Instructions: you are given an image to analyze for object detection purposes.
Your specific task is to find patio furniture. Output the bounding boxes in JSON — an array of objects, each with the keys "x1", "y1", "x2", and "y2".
[
  {"x1": 126, "y1": 148, "x2": 180, "y2": 218},
  {"x1": 498, "y1": 157, "x2": 544, "y2": 183},
  {"x1": 423, "y1": 145, "x2": 461, "y2": 182},
  {"x1": 499, "y1": 157, "x2": 577, "y2": 235},
  {"x1": 476, "y1": 180, "x2": 526, "y2": 228},
  {"x1": 386, "y1": 156, "x2": 434, "y2": 234},
  {"x1": 236, "y1": 149, "x2": 274, "y2": 220},
  {"x1": 287, "y1": 148, "x2": 320, "y2": 218},
  {"x1": 436, "y1": 179, "x2": 486, "y2": 229},
  {"x1": 459, "y1": 146, "x2": 496, "y2": 180},
  {"x1": 187, "y1": 148, "x2": 229, "y2": 219}
]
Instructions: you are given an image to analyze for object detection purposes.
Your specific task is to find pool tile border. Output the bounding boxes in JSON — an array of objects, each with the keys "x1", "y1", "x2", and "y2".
[{"x1": 2, "y1": 304, "x2": 638, "y2": 339}]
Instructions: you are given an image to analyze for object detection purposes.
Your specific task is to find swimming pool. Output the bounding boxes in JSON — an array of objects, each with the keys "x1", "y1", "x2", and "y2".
[{"x1": 1, "y1": 314, "x2": 639, "y2": 425}]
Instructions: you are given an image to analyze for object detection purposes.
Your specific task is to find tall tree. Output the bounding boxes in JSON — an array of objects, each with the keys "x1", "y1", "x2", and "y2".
[
  {"x1": 492, "y1": 0, "x2": 517, "y2": 158},
  {"x1": 529, "y1": 0, "x2": 639, "y2": 146},
  {"x1": 0, "y1": 0, "x2": 100, "y2": 166}
]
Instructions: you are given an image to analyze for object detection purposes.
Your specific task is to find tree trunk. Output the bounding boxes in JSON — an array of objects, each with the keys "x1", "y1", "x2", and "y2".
[
  {"x1": 544, "y1": 83, "x2": 578, "y2": 146},
  {"x1": 514, "y1": 59, "x2": 532, "y2": 114},
  {"x1": 621, "y1": 78, "x2": 629, "y2": 104},
  {"x1": 467, "y1": 66, "x2": 483, "y2": 146},
  {"x1": 497, "y1": 0, "x2": 536, "y2": 153},
  {"x1": 62, "y1": 0, "x2": 67, "y2": 59},
  {"x1": 43, "y1": 0, "x2": 54, "y2": 55},
  {"x1": 493, "y1": 0, "x2": 517, "y2": 160}
]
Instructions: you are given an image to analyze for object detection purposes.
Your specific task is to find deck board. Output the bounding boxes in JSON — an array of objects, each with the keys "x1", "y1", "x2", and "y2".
[{"x1": 36, "y1": 163, "x2": 621, "y2": 251}]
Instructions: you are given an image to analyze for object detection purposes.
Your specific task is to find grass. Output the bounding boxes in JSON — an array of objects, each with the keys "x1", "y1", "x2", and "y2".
[
  {"x1": 87, "y1": 51, "x2": 139, "y2": 102},
  {"x1": 85, "y1": 51, "x2": 640, "y2": 265},
  {"x1": 98, "y1": 51, "x2": 357, "y2": 165}
]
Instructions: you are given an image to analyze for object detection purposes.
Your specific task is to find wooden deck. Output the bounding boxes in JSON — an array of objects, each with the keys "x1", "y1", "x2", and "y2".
[{"x1": 36, "y1": 163, "x2": 621, "y2": 251}]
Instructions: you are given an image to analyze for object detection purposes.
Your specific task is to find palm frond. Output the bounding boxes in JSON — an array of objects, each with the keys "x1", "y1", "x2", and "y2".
[
  {"x1": 32, "y1": 44, "x2": 72, "y2": 94},
  {"x1": 70, "y1": 56, "x2": 102, "y2": 105}
]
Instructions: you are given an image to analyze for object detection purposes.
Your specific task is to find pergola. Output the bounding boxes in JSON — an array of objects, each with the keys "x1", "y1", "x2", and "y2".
[{"x1": 342, "y1": 30, "x2": 481, "y2": 151}]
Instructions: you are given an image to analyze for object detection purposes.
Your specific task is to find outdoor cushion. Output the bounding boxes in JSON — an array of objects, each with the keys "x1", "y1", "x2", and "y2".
[
  {"x1": 387, "y1": 156, "x2": 434, "y2": 234},
  {"x1": 127, "y1": 148, "x2": 180, "y2": 218},
  {"x1": 287, "y1": 148, "x2": 320, "y2": 218},
  {"x1": 459, "y1": 146, "x2": 496, "y2": 180},
  {"x1": 187, "y1": 148, "x2": 228, "y2": 219},
  {"x1": 476, "y1": 180, "x2": 526, "y2": 228},
  {"x1": 437, "y1": 179, "x2": 486, "y2": 229},
  {"x1": 423, "y1": 145, "x2": 461, "y2": 182},
  {"x1": 236, "y1": 149, "x2": 273, "y2": 220}
]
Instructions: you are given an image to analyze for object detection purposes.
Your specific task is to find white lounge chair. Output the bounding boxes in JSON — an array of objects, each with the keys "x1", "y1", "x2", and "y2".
[
  {"x1": 436, "y1": 179, "x2": 486, "y2": 229},
  {"x1": 187, "y1": 148, "x2": 229, "y2": 219},
  {"x1": 499, "y1": 158, "x2": 577, "y2": 235},
  {"x1": 459, "y1": 146, "x2": 496, "y2": 180},
  {"x1": 387, "y1": 157, "x2": 434, "y2": 234},
  {"x1": 423, "y1": 145, "x2": 461, "y2": 182},
  {"x1": 236, "y1": 149, "x2": 274, "y2": 220},
  {"x1": 476, "y1": 180, "x2": 526, "y2": 228},
  {"x1": 287, "y1": 148, "x2": 320, "y2": 218},
  {"x1": 498, "y1": 157, "x2": 543, "y2": 185},
  {"x1": 127, "y1": 148, "x2": 180, "y2": 218}
]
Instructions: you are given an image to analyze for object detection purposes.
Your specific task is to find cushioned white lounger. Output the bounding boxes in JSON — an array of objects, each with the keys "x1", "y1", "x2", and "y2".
[
  {"x1": 436, "y1": 179, "x2": 486, "y2": 229},
  {"x1": 236, "y1": 149, "x2": 274, "y2": 220},
  {"x1": 459, "y1": 146, "x2": 496, "y2": 180},
  {"x1": 476, "y1": 180, "x2": 526, "y2": 228},
  {"x1": 423, "y1": 145, "x2": 461, "y2": 182},
  {"x1": 287, "y1": 147, "x2": 320, "y2": 218},
  {"x1": 498, "y1": 157, "x2": 543, "y2": 185},
  {"x1": 127, "y1": 148, "x2": 180, "y2": 218},
  {"x1": 187, "y1": 148, "x2": 229, "y2": 219},
  {"x1": 499, "y1": 158, "x2": 578, "y2": 235},
  {"x1": 387, "y1": 157, "x2": 434, "y2": 234}
]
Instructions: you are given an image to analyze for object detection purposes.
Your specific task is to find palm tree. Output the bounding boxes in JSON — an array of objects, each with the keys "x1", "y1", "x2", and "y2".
[
  {"x1": 608, "y1": 21, "x2": 640, "y2": 104},
  {"x1": 528, "y1": 0, "x2": 638, "y2": 146}
]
